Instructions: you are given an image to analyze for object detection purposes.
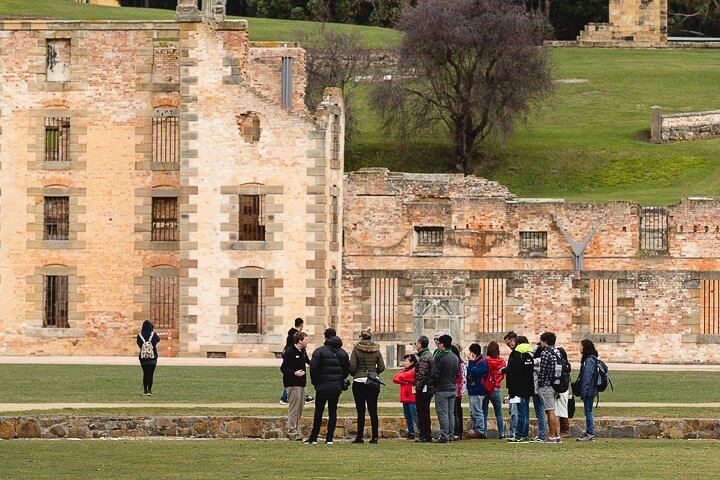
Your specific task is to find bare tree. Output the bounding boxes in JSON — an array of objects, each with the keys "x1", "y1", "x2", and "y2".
[
  {"x1": 371, "y1": 0, "x2": 554, "y2": 174},
  {"x1": 299, "y1": 24, "x2": 376, "y2": 140}
]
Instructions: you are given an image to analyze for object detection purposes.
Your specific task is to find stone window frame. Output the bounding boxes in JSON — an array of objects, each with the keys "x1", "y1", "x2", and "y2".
[
  {"x1": 683, "y1": 274, "x2": 720, "y2": 345},
  {"x1": 218, "y1": 267, "x2": 284, "y2": 345},
  {"x1": 135, "y1": 186, "x2": 180, "y2": 251},
  {"x1": 519, "y1": 231, "x2": 548, "y2": 258},
  {"x1": 25, "y1": 264, "x2": 85, "y2": 338},
  {"x1": 134, "y1": 265, "x2": 179, "y2": 331},
  {"x1": 28, "y1": 108, "x2": 87, "y2": 170},
  {"x1": 27, "y1": 185, "x2": 86, "y2": 250},
  {"x1": 330, "y1": 109, "x2": 342, "y2": 170},
  {"x1": 136, "y1": 106, "x2": 181, "y2": 172},
  {"x1": 32, "y1": 33, "x2": 87, "y2": 93},
  {"x1": 45, "y1": 38, "x2": 71, "y2": 83},
  {"x1": 220, "y1": 184, "x2": 284, "y2": 251},
  {"x1": 571, "y1": 272, "x2": 635, "y2": 344},
  {"x1": 330, "y1": 185, "x2": 340, "y2": 252},
  {"x1": 413, "y1": 226, "x2": 445, "y2": 256}
]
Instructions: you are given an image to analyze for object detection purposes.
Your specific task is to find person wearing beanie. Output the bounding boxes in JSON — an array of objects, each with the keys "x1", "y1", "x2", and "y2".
[
  {"x1": 466, "y1": 343, "x2": 488, "y2": 438},
  {"x1": 349, "y1": 328, "x2": 385, "y2": 444}
]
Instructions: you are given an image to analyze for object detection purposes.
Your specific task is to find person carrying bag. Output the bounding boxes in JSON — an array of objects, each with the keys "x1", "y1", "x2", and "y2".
[{"x1": 349, "y1": 328, "x2": 385, "y2": 444}]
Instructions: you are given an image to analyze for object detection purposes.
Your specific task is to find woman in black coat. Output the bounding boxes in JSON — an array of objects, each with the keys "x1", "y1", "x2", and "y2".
[{"x1": 137, "y1": 320, "x2": 160, "y2": 396}]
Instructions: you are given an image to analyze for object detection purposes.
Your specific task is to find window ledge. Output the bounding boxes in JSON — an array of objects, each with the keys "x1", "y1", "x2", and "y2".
[
  {"x1": 571, "y1": 333, "x2": 635, "y2": 343},
  {"x1": 26, "y1": 327, "x2": 84, "y2": 338},
  {"x1": 683, "y1": 334, "x2": 720, "y2": 344},
  {"x1": 219, "y1": 333, "x2": 283, "y2": 344},
  {"x1": 413, "y1": 251, "x2": 443, "y2": 257}
]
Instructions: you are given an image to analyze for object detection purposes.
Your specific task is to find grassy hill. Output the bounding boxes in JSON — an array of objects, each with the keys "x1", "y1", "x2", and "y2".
[
  {"x1": 349, "y1": 47, "x2": 720, "y2": 205},
  {"x1": 2, "y1": 1, "x2": 719, "y2": 204},
  {"x1": 0, "y1": 0, "x2": 399, "y2": 47}
]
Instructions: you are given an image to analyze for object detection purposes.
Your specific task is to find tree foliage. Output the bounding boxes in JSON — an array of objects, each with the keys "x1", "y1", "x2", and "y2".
[
  {"x1": 668, "y1": 0, "x2": 720, "y2": 37},
  {"x1": 371, "y1": 0, "x2": 553, "y2": 175},
  {"x1": 548, "y1": 0, "x2": 608, "y2": 40}
]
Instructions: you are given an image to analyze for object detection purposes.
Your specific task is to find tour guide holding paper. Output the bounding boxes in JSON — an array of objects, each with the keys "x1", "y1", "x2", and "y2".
[{"x1": 501, "y1": 335, "x2": 534, "y2": 442}]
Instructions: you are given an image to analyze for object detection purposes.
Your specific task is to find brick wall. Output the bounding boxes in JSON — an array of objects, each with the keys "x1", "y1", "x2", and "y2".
[{"x1": 578, "y1": 0, "x2": 668, "y2": 45}]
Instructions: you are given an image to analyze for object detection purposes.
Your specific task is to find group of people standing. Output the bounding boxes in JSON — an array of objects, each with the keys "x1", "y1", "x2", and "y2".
[{"x1": 278, "y1": 319, "x2": 604, "y2": 444}]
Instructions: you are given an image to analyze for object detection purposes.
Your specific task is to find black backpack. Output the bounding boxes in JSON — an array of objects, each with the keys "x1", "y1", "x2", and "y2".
[{"x1": 551, "y1": 348, "x2": 571, "y2": 394}]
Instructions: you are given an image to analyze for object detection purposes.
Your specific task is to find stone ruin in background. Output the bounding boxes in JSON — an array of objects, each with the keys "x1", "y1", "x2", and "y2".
[{"x1": 578, "y1": 0, "x2": 667, "y2": 46}]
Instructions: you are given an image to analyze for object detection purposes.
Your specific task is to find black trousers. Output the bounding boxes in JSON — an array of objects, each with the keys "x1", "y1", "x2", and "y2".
[
  {"x1": 416, "y1": 391, "x2": 434, "y2": 441},
  {"x1": 352, "y1": 381, "x2": 380, "y2": 440},
  {"x1": 454, "y1": 396, "x2": 464, "y2": 437},
  {"x1": 308, "y1": 391, "x2": 340, "y2": 442},
  {"x1": 141, "y1": 363, "x2": 156, "y2": 393}
]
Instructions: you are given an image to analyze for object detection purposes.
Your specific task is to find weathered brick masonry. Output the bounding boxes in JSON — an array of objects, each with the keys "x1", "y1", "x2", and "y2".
[
  {"x1": 342, "y1": 169, "x2": 720, "y2": 364},
  {"x1": 0, "y1": 3, "x2": 344, "y2": 357}
]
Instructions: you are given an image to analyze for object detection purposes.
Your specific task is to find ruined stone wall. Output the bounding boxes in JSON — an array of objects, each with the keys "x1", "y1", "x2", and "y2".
[
  {"x1": 248, "y1": 43, "x2": 307, "y2": 112},
  {"x1": 342, "y1": 169, "x2": 720, "y2": 364},
  {"x1": 0, "y1": 19, "x2": 342, "y2": 357},
  {"x1": 578, "y1": 0, "x2": 668, "y2": 45},
  {"x1": 651, "y1": 108, "x2": 720, "y2": 143}
]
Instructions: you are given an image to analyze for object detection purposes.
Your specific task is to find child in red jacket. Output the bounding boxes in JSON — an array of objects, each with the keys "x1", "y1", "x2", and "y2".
[{"x1": 392, "y1": 354, "x2": 419, "y2": 439}]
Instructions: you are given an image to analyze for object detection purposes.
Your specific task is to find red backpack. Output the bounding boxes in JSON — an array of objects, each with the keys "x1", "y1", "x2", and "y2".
[{"x1": 481, "y1": 358, "x2": 496, "y2": 394}]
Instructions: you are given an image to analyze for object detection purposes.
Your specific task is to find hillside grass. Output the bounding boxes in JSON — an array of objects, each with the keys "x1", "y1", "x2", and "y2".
[
  {"x1": 0, "y1": 0, "x2": 400, "y2": 47},
  {"x1": 1, "y1": 439, "x2": 719, "y2": 480},
  {"x1": 349, "y1": 47, "x2": 720, "y2": 205}
]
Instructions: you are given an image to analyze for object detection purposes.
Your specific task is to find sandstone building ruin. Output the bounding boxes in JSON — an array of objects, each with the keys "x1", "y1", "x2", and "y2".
[
  {"x1": 578, "y1": 0, "x2": 668, "y2": 45},
  {"x1": 0, "y1": 1, "x2": 344, "y2": 357},
  {"x1": 343, "y1": 169, "x2": 720, "y2": 364}
]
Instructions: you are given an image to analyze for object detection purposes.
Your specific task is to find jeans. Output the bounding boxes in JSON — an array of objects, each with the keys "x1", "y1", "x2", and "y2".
[
  {"x1": 416, "y1": 392, "x2": 433, "y2": 440},
  {"x1": 469, "y1": 394, "x2": 486, "y2": 434},
  {"x1": 509, "y1": 401, "x2": 519, "y2": 438},
  {"x1": 582, "y1": 395, "x2": 595, "y2": 435},
  {"x1": 402, "y1": 402, "x2": 419, "y2": 435},
  {"x1": 532, "y1": 393, "x2": 547, "y2": 439},
  {"x1": 516, "y1": 396, "x2": 530, "y2": 438},
  {"x1": 280, "y1": 389, "x2": 288, "y2": 403},
  {"x1": 352, "y1": 381, "x2": 380, "y2": 439},
  {"x1": 435, "y1": 391, "x2": 457, "y2": 441},
  {"x1": 453, "y1": 396, "x2": 464, "y2": 438},
  {"x1": 141, "y1": 363, "x2": 156, "y2": 393},
  {"x1": 307, "y1": 391, "x2": 340, "y2": 442},
  {"x1": 482, "y1": 388, "x2": 505, "y2": 437}
]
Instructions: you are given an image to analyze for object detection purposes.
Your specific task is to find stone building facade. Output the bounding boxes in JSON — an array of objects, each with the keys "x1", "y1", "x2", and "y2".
[
  {"x1": 578, "y1": 0, "x2": 668, "y2": 45},
  {"x1": 0, "y1": 2, "x2": 344, "y2": 357},
  {"x1": 342, "y1": 169, "x2": 720, "y2": 364}
]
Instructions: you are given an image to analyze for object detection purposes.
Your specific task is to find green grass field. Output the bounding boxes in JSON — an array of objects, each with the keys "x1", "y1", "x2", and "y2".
[
  {"x1": 0, "y1": 439, "x2": 718, "y2": 479},
  {"x1": 0, "y1": 365, "x2": 716, "y2": 414}
]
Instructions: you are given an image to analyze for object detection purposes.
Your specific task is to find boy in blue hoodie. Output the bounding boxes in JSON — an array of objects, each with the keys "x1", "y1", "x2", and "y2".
[{"x1": 466, "y1": 343, "x2": 488, "y2": 438}]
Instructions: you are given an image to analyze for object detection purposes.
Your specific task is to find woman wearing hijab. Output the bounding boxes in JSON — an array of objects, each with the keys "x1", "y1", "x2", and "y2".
[{"x1": 137, "y1": 320, "x2": 161, "y2": 396}]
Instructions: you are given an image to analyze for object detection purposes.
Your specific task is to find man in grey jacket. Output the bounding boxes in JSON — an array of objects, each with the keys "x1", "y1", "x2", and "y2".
[{"x1": 431, "y1": 334, "x2": 459, "y2": 443}]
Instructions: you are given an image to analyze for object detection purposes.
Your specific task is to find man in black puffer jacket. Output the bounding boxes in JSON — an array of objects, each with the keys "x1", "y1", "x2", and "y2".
[{"x1": 306, "y1": 328, "x2": 350, "y2": 444}]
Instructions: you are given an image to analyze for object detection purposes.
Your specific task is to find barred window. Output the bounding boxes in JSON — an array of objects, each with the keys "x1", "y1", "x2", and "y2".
[
  {"x1": 416, "y1": 227, "x2": 444, "y2": 246},
  {"x1": 152, "y1": 108, "x2": 179, "y2": 163},
  {"x1": 45, "y1": 117, "x2": 70, "y2": 162},
  {"x1": 701, "y1": 280, "x2": 720, "y2": 335},
  {"x1": 151, "y1": 276, "x2": 178, "y2": 330},
  {"x1": 479, "y1": 278, "x2": 506, "y2": 333},
  {"x1": 331, "y1": 194, "x2": 339, "y2": 244},
  {"x1": 237, "y1": 278, "x2": 264, "y2": 333},
  {"x1": 151, "y1": 197, "x2": 178, "y2": 241},
  {"x1": 44, "y1": 275, "x2": 69, "y2": 328},
  {"x1": 331, "y1": 114, "x2": 341, "y2": 168},
  {"x1": 239, "y1": 195, "x2": 265, "y2": 241},
  {"x1": 639, "y1": 207, "x2": 668, "y2": 252},
  {"x1": 370, "y1": 277, "x2": 398, "y2": 333},
  {"x1": 519, "y1": 231, "x2": 547, "y2": 257},
  {"x1": 44, "y1": 196, "x2": 69, "y2": 240},
  {"x1": 590, "y1": 278, "x2": 617, "y2": 334}
]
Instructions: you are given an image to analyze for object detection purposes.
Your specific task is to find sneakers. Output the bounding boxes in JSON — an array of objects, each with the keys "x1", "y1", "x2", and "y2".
[
  {"x1": 325, "y1": 440, "x2": 334, "y2": 445},
  {"x1": 278, "y1": 400, "x2": 289, "y2": 405},
  {"x1": 351, "y1": 438, "x2": 364, "y2": 444},
  {"x1": 530, "y1": 436, "x2": 546, "y2": 443},
  {"x1": 368, "y1": 438, "x2": 378, "y2": 444},
  {"x1": 304, "y1": 440, "x2": 317, "y2": 445},
  {"x1": 305, "y1": 395, "x2": 315, "y2": 404},
  {"x1": 407, "y1": 433, "x2": 415, "y2": 440},
  {"x1": 507, "y1": 436, "x2": 528, "y2": 443},
  {"x1": 577, "y1": 434, "x2": 595, "y2": 442},
  {"x1": 544, "y1": 437, "x2": 562, "y2": 444}
]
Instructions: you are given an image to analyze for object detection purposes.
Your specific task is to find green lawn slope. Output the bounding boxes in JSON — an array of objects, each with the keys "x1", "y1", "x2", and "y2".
[{"x1": 0, "y1": 0, "x2": 400, "y2": 47}]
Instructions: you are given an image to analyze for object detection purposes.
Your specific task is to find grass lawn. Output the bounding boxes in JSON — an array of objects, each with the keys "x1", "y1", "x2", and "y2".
[
  {"x1": 348, "y1": 47, "x2": 720, "y2": 205},
  {"x1": 0, "y1": 0, "x2": 400, "y2": 47},
  {"x1": 0, "y1": 365, "x2": 717, "y2": 408},
  {"x1": 1, "y1": 439, "x2": 719, "y2": 479}
]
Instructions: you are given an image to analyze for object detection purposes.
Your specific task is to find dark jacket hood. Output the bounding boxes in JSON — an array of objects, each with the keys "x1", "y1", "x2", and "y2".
[
  {"x1": 354, "y1": 339, "x2": 379, "y2": 353},
  {"x1": 141, "y1": 320, "x2": 154, "y2": 334},
  {"x1": 325, "y1": 336, "x2": 343, "y2": 349}
]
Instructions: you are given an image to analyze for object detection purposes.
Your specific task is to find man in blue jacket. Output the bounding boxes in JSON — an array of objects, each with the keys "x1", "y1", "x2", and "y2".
[{"x1": 466, "y1": 343, "x2": 488, "y2": 438}]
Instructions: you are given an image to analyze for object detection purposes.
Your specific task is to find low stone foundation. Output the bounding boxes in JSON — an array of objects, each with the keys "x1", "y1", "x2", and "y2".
[{"x1": 1, "y1": 416, "x2": 719, "y2": 440}]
